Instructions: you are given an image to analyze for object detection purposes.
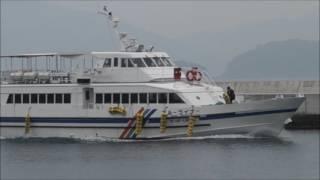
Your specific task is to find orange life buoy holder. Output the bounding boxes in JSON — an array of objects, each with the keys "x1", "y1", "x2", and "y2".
[{"x1": 186, "y1": 67, "x2": 202, "y2": 81}]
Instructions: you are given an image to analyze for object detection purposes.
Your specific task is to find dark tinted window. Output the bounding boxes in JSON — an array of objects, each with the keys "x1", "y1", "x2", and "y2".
[
  {"x1": 161, "y1": 57, "x2": 173, "y2": 66},
  {"x1": 128, "y1": 59, "x2": 134, "y2": 67},
  {"x1": 64, "y1": 94, "x2": 71, "y2": 104},
  {"x1": 122, "y1": 58, "x2": 134, "y2": 68},
  {"x1": 39, "y1": 94, "x2": 46, "y2": 104},
  {"x1": 139, "y1": 93, "x2": 147, "y2": 104},
  {"x1": 31, "y1": 94, "x2": 38, "y2": 104},
  {"x1": 77, "y1": 78, "x2": 90, "y2": 84},
  {"x1": 169, "y1": 93, "x2": 184, "y2": 103},
  {"x1": 143, "y1": 58, "x2": 157, "y2": 67},
  {"x1": 104, "y1": 93, "x2": 111, "y2": 103},
  {"x1": 47, "y1": 94, "x2": 54, "y2": 104},
  {"x1": 114, "y1": 58, "x2": 118, "y2": 67},
  {"x1": 122, "y1": 93, "x2": 129, "y2": 104},
  {"x1": 96, "y1": 93, "x2": 103, "y2": 104},
  {"x1": 103, "y1": 58, "x2": 111, "y2": 68},
  {"x1": 113, "y1": 93, "x2": 120, "y2": 104},
  {"x1": 158, "y1": 93, "x2": 168, "y2": 104},
  {"x1": 149, "y1": 93, "x2": 157, "y2": 103},
  {"x1": 55, "y1": 94, "x2": 63, "y2": 104},
  {"x1": 14, "y1": 94, "x2": 21, "y2": 104},
  {"x1": 121, "y1": 58, "x2": 127, "y2": 67},
  {"x1": 131, "y1": 58, "x2": 146, "y2": 67},
  {"x1": 130, "y1": 93, "x2": 138, "y2": 104},
  {"x1": 85, "y1": 90, "x2": 90, "y2": 100},
  {"x1": 7, "y1": 94, "x2": 13, "y2": 104},
  {"x1": 153, "y1": 57, "x2": 164, "y2": 66},
  {"x1": 23, "y1": 94, "x2": 29, "y2": 104}
]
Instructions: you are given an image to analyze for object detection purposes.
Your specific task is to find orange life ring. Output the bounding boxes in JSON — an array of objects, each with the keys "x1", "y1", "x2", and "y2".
[
  {"x1": 186, "y1": 70, "x2": 194, "y2": 81},
  {"x1": 196, "y1": 71, "x2": 202, "y2": 81},
  {"x1": 186, "y1": 70, "x2": 202, "y2": 81}
]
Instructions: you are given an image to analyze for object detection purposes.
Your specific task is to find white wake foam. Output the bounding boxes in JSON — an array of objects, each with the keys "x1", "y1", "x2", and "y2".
[
  {"x1": 159, "y1": 134, "x2": 257, "y2": 142},
  {"x1": 0, "y1": 134, "x2": 263, "y2": 143}
]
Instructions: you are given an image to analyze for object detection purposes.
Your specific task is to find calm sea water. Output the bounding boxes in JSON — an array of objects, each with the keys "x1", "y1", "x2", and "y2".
[{"x1": 1, "y1": 130, "x2": 319, "y2": 180}]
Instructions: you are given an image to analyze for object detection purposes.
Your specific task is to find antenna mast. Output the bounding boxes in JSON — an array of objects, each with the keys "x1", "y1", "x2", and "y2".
[{"x1": 98, "y1": 6, "x2": 153, "y2": 52}]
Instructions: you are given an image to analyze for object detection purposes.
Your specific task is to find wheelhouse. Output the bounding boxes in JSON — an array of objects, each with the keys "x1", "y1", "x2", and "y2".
[{"x1": 92, "y1": 52, "x2": 174, "y2": 69}]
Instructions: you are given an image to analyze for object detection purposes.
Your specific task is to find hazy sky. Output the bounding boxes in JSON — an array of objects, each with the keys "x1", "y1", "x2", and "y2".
[{"x1": 1, "y1": 1, "x2": 319, "y2": 76}]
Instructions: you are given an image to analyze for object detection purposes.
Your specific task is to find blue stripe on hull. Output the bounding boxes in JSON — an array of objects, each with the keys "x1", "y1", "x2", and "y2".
[
  {"x1": 0, "y1": 117, "x2": 129, "y2": 123},
  {"x1": 0, "y1": 108, "x2": 297, "y2": 124},
  {"x1": 202, "y1": 108, "x2": 297, "y2": 120}
]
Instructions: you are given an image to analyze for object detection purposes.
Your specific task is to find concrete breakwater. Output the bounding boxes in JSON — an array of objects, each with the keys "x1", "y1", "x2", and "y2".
[{"x1": 216, "y1": 80, "x2": 319, "y2": 129}]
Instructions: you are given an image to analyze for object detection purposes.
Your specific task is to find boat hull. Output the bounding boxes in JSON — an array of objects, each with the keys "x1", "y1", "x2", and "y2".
[{"x1": 0, "y1": 97, "x2": 304, "y2": 139}]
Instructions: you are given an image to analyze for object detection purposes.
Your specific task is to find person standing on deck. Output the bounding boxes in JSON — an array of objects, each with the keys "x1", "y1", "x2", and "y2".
[{"x1": 227, "y1": 86, "x2": 235, "y2": 103}]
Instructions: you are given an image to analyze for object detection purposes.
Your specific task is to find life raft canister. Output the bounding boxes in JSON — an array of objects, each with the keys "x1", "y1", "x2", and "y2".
[{"x1": 186, "y1": 67, "x2": 202, "y2": 81}]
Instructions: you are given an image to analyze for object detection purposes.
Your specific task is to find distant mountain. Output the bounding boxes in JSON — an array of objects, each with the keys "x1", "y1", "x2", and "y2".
[{"x1": 218, "y1": 39, "x2": 319, "y2": 80}]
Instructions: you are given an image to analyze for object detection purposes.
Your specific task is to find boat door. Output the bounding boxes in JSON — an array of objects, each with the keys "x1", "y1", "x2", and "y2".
[{"x1": 83, "y1": 88, "x2": 94, "y2": 109}]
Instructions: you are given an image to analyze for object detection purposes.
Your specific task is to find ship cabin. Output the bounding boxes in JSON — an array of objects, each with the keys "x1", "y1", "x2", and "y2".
[
  {"x1": 0, "y1": 52, "x2": 225, "y2": 110},
  {"x1": 0, "y1": 51, "x2": 179, "y2": 84},
  {"x1": 87, "y1": 51, "x2": 177, "y2": 83}
]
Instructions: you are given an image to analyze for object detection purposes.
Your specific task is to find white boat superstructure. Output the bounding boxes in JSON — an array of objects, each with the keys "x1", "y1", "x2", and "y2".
[{"x1": 0, "y1": 7, "x2": 304, "y2": 139}]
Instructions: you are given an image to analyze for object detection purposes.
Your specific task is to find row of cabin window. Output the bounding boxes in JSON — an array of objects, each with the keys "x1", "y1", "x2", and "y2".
[
  {"x1": 6, "y1": 93, "x2": 71, "y2": 104},
  {"x1": 95, "y1": 93, "x2": 184, "y2": 104},
  {"x1": 103, "y1": 57, "x2": 173, "y2": 68}
]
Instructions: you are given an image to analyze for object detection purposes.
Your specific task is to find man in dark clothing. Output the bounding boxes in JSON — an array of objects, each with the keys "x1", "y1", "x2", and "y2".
[{"x1": 227, "y1": 86, "x2": 235, "y2": 103}]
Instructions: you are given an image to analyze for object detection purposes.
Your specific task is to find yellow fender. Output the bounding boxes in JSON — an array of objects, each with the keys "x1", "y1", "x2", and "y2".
[
  {"x1": 135, "y1": 111, "x2": 144, "y2": 135},
  {"x1": 160, "y1": 112, "x2": 168, "y2": 133},
  {"x1": 25, "y1": 113, "x2": 31, "y2": 134},
  {"x1": 187, "y1": 116, "x2": 197, "y2": 136}
]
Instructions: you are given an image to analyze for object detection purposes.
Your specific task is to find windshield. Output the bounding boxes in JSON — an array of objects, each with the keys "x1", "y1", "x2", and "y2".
[
  {"x1": 131, "y1": 58, "x2": 146, "y2": 67},
  {"x1": 161, "y1": 57, "x2": 173, "y2": 66},
  {"x1": 121, "y1": 58, "x2": 134, "y2": 67},
  {"x1": 143, "y1": 58, "x2": 157, "y2": 67},
  {"x1": 153, "y1": 57, "x2": 165, "y2": 67}
]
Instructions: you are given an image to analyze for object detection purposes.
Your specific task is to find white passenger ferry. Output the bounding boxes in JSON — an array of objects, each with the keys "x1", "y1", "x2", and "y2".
[{"x1": 0, "y1": 7, "x2": 304, "y2": 139}]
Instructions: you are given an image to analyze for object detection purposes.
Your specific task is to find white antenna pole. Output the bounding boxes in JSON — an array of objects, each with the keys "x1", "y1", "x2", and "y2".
[{"x1": 98, "y1": 6, "x2": 123, "y2": 51}]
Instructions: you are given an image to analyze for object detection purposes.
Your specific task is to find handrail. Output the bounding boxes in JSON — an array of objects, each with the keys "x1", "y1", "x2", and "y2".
[{"x1": 179, "y1": 67, "x2": 217, "y2": 87}]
